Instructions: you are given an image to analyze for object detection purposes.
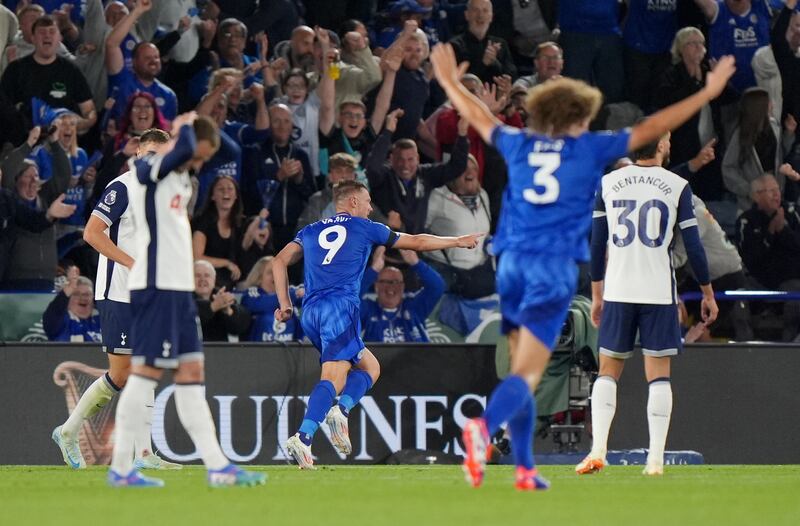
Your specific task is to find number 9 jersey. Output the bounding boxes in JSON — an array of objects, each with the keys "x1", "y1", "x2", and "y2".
[
  {"x1": 593, "y1": 164, "x2": 699, "y2": 305},
  {"x1": 293, "y1": 213, "x2": 399, "y2": 309}
]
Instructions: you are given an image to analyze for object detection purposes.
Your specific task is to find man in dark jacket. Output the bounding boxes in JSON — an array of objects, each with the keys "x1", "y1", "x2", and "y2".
[
  {"x1": 736, "y1": 174, "x2": 800, "y2": 340},
  {"x1": 1, "y1": 170, "x2": 75, "y2": 282},
  {"x1": 241, "y1": 103, "x2": 316, "y2": 250},
  {"x1": 366, "y1": 110, "x2": 468, "y2": 234}
]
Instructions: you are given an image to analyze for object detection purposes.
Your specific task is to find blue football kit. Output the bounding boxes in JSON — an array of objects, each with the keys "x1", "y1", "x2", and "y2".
[
  {"x1": 293, "y1": 213, "x2": 399, "y2": 363},
  {"x1": 490, "y1": 125, "x2": 631, "y2": 348}
]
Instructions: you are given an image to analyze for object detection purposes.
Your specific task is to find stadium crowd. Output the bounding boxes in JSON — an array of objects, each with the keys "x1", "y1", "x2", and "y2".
[{"x1": 1, "y1": 0, "x2": 800, "y2": 343}]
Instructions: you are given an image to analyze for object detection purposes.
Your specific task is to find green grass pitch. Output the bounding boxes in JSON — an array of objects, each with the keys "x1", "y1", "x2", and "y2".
[{"x1": 2, "y1": 465, "x2": 799, "y2": 526}]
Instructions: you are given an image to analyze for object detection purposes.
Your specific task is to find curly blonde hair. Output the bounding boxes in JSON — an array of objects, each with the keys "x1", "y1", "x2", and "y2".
[{"x1": 525, "y1": 77, "x2": 603, "y2": 136}]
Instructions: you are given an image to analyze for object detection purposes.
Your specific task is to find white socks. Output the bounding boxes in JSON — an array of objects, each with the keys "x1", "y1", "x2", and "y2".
[
  {"x1": 589, "y1": 376, "x2": 617, "y2": 459},
  {"x1": 174, "y1": 384, "x2": 229, "y2": 471},
  {"x1": 111, "y1": 375, "x2": 157, "y2": 475},
  {"x1": 135, "y1": 387, "x2": 155, "y2": 457},
  {"x1": 62, "y1": 374, "x2": 118, "y2": 437},
  {"x1": 646, "y1": 380, "x2": 673, "y2": 466}
]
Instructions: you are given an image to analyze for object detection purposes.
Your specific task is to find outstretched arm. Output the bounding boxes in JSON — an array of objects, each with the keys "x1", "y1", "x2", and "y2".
[
  {"x1": 393, "y1": 232, "x2": 483, "y2": 252},
  {"x1": 273, "y1": 241, "x2": 304, "y2": 321},
  {"x1": 430, "y1": 43, "x2": 501, "y2": 143},
  {"x1": 628, "y1": 56, "x2": 736, "y2": 152},
  {"x1": 105, "y1": 0, "x2": 152, "y2": 75}
]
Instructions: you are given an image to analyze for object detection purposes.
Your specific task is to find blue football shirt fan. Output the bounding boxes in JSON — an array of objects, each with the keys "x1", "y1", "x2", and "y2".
[
  {"x1": 429, "y1": 43, "x2": 734, "y2": 491},
  {"x1": 272, "y1": 180, "x2": 482, "y2": 469}
]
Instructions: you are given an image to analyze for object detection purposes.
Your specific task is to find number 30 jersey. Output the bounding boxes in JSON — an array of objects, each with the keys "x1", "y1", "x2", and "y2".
[
  {"x1": 594, "y1": 164, "x2": 697, "y2": 305},
  {"x1": 490, "y1": 125, "x2": 631, "y2": 261},
  {"x1": 294, "y1": 213, "x2": 399, "y2": 308}
]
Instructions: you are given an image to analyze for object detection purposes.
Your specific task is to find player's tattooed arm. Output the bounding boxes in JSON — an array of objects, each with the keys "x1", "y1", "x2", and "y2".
[{"x1": 273, "y1": 241, "x2": 304, "y2": 322}]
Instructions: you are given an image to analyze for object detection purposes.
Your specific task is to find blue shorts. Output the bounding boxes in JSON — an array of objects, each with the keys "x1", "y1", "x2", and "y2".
[
  {"x1": 598, "y1": 301, "x2": 682, "y2": 359},
  {"x1": 496, "y1": 252, "x2": 578, "y2": 349},
  {"x1": 97, "y1": 299, "x2": 132, "y2": 355},
  {"x1": 301, "y1": 297, "x2": 366, "y2": 365},
  {"x1": 130, "y1": 289, "x2": 203, "y2": 369}
]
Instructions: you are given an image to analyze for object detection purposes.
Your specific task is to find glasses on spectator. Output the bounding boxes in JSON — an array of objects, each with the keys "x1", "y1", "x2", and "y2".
[
  {"x1": 377, "y1": 279, "x2": 403, "y2": 285},
  {"x1": 72, "y1": 292, "x2": 93, "y2": 300},
  {"x1": 222, "y1": 32, "x2": 246, "y2": 40},
  {"x1": 756, "y1": 187, "x2": 780, "y2": 195},
  {"x1": 341, "y1": 111, "x2": 365, "y2": 120},
  {"x1": 131, "y1": 104, "x2": 153, "y2": 112}
]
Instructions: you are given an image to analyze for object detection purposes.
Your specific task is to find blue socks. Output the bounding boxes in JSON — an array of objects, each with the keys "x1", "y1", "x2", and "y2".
[
  {"x1": 508, "y1": 393, "x2": 537, "y2": 470},
  {"x1": 338, "y1": 370, "x2": 373, "y2": 417},
  {"x1": 483, "y1": 375, "x2": 531, "y2": 435},
  {"x1": 298, "y1": 380, "x2": 336, "y2": 446}
]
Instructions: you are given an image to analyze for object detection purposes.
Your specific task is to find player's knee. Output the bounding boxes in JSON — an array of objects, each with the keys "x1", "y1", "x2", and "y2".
[
  {"x1": 108, "y1": 362, "x2": 131, "y2": 388},
  {"x1": 367, "y1": 360, "x2": 380, "y2": 385}
]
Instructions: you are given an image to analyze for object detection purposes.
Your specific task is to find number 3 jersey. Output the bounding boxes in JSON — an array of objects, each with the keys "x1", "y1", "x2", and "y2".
[
  {"x1": 594, "y1": 164, "x2": 702, "y2": 305},
  {"x1": 490, "y1": 125, "x2": 631, "y2": 261},
  {"x1": 294, "y1": 213, "x2": 399, "y2": 308}
]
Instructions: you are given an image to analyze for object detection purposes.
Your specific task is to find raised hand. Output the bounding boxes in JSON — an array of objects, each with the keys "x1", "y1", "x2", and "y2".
[
  {"x1": 371, "y1": 245, "x2": 387, "y2": 272},
  {"x1": 689, "y1": 138, "x2": 717, "y2": 172},
  {"x1": 385, "y1": 109, "x2": 404, "y2": 133},
  {"x1": 482, "y1": 41, "x2": 501, "y2": 66},
  {"x1": 62, "y1": 265, "x2": 80, "y2": 297},
  {"x1": 47, "y1": 194, "x2": 77, "y2": 220},
  {"x1": 703, "y1": 55, "x2": 735, "y2": 100},
  {"x1": 398, "y1": 249, "x2": 419, "y2": 266},
  {"x1": 430, "y1": 43, "x2": 462, "y2": 89}
]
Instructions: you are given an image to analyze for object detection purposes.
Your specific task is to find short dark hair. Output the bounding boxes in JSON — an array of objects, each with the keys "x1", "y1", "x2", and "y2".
[
  {"x1": 333, "y1": 180, "x2": 368, "y2": 204},
  {"x1": 132, "y1": 41, "x2": 158, "y2": 60},
  {"x1": 139, "y1": 128, "x2": 170, "y2": 145},
  {"x1": 629, "y1": 118, "x2": 668, "y2": 161},
  {"x1": 281, "y1": 68, "x2": 309, "y2": 89},
  {"x1": 193, "y1": 116, "x2": 220, "y2": 151},
  {"x1": 391, "y1": 138, "x2": 417, "y2": 153},
  {"x1": 31, "y1": 15, "x2": 56, "y2": 33}
]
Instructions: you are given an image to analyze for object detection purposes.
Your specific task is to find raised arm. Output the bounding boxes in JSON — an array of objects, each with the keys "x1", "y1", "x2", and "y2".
[
  {"x1": 105, "y1": 0, "x2": 152, "y2": 76},
  {"x1": 317, "y1": 29, "x2": 337, "y2": 137},
  {"x1": 371, "y1": 49, "x2": 401, "y2": 134},
  {"x1": 273, "y1": 241, "x2": 304, "y2": 321},
  {"x1": 693, "y1": 0, "x2": 718, "y2": 21},
  {"x1": 430, "y1": 43, "x2": 501, "y2": 143},
  {"x1": 628, "y1": 56, "x2": 736, "y2": 152}
]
